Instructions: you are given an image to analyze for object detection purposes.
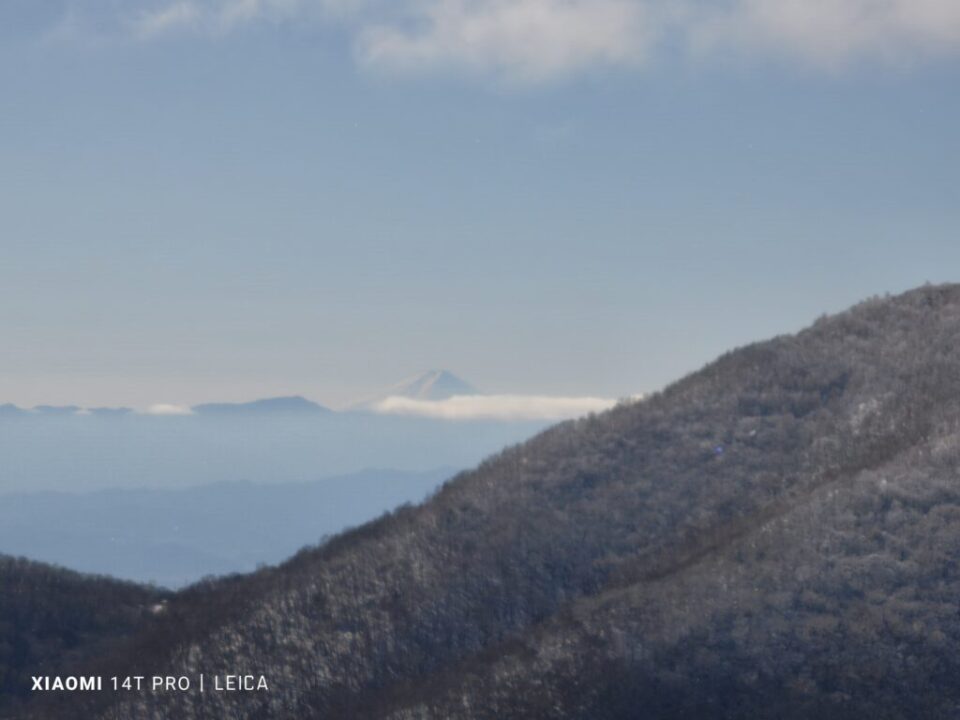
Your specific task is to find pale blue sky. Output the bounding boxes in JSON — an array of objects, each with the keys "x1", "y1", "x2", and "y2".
[{"x1": 1, "y1": 0, "x2": 959, "y2": 408}]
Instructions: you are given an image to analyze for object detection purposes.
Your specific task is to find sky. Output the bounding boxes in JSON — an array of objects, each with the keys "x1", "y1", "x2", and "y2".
[{"x1": 1, "y1": 0, "x2": 959, "y2": 410}]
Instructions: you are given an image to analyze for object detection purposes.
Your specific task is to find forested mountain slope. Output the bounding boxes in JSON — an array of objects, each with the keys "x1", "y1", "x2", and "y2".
[{"x1": 16, "y1": 283, "x2": 960, "y2": 719}]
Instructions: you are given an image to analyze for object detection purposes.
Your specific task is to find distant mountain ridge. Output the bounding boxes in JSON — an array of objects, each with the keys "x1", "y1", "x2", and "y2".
[
  {"x1": 0, "y1": 395, "x2": 547, "y2": 495},
  {"x1": 0, "y1": 403, "x2": 26, "y2": 417},
  {"x1": 32, "y1": 405, "x2": 82, "y2": 416},
  {"x1": 88, "y1": 407, "x2": 133, "y2": 417},
  {"x1": 192, "y1": 395, "x2": 330, "y2": 416},
  {"x1": 0, "y1": 371, "x2": 478, "y2": 417},
  {"x1": 0, "y1": 468, "x2": 453, "y2": 588}
]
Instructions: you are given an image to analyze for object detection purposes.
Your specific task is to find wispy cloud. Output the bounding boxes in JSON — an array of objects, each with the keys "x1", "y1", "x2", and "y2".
[
  {"x1": 129, "y1": 0, "x2": 343, "y2": 38},
  {"x1": 133, "y1": 2, "x2": 201, "y2": 38},
  {"x1": 373, "y1": 394, "x2": 620, "y2": 421},
  {"x1": 57, "y1": 0, "x2": 960, "y2": 80},
  {"x1": 359, "y1": 0, "x2": 657, "y2": 83}
]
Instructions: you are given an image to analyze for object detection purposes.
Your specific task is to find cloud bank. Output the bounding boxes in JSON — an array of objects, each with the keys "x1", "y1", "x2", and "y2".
[
  {"x1": 115, "y1": 0, "x2": 960, "y2": 80},
  {"x1": 373, "y1": 393, "x2": 619, "y2": 421},
  {"x1": 143, "y1": 403, "x2": 195, "y2": 416}
]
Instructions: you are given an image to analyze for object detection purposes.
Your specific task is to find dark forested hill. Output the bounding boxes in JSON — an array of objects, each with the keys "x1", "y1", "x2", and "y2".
[
  {"x1": 13, "y1": 284, "x2": 960, "y2": 719},
  {"x1": 0, "y1": 557, "x2": 166, "y2": 719}
]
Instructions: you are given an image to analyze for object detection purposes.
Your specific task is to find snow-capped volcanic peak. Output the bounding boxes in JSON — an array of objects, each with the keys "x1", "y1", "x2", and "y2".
[{"x1": 390, "y1": 370, "x2": 478, "y2": 401}]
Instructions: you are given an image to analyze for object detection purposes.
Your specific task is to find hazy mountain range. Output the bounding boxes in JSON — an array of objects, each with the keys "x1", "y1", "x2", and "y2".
[
  {"x1": 0, "y1": 370, "x2": 479, "y2": 417},
  {"x1": 191, "y1": 395, "x2": 331, "y2": 416},
  {"x1": 0, "y1": 372, "x2": 547, "y2": 588},
  {"x1": 0, "y1": 369, "x2": 619, "y2": 425},
  {"x1": 6, "y1": 284, "x2": 960, "y2": 718},
  {"x1": 0, "y1": 371, "x2": 553, "y2": 496},
  {"x1": 0, "y1": 468, "x2": 454, "y2": 588}
]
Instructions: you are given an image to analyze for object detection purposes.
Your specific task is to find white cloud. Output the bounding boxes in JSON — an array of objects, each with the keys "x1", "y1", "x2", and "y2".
[
  {"x1": 143, "y1": 403, "x2": 195, "y2": 416},
  {"x1": 70, "y1": 0, "x2": 960, "y2": 80},
  {"x1": 359, "y1": 0, "x2": 658, "y2": 82},
  {"x1": 130, "y1": 0, "x2": 337, "y2": 38},
  {"x1": 695, "y1": 0, "x2": 960, "y2": 68},
  {"x1": 373, "y1": 393, "x2": 619, "y2": 421},
  {"x1": 133, "y1": 1, "x2": 202, "y2": 38}
]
